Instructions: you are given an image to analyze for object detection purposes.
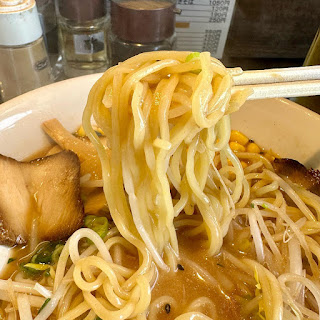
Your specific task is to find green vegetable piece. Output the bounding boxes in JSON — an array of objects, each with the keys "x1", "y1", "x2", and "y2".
[
  {"x1": 185, "y1": 52, "x2": 201, "y2": 74},
  {"x1": 250, "y1": 203, "x2": 255, "y2": 208},
  {"x1": 31, "y1": 241, "x2": 64, "y2": 265},
  {"x1": 185, "y1": 52, "x2": 200, "y2": 62},
  {"x1": 7, "y1": 258, "x2": 15, "y2": 264},
  {"x1": 95, "y1": 317, "x2": 102, "y2": 320},
  {"x1": 84, "y1": 215, "x2": 109, "y2": 240},
  {"x1": 19, "y1": 263, "x2": 43, "y2": 279},
  {"x1": 262, "y1": 203, "x2": 268, "y2": 209},
  {"x1": 52, "y1": 244, "x2": 64, "y2": 263},
  {"x1": 19, "y1": 242, "x2": 64, "y2": 280},
  {"x1": 24, "y1": 263, "x2": 50, "y2": 271},
  {"x1": 38, "y1": 298, "x2": 51, "y2": 314}
]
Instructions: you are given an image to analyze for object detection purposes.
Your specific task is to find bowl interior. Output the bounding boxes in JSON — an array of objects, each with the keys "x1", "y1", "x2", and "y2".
[{"x1": 0, "y1": 74, "x2": 319, "y2": 271}]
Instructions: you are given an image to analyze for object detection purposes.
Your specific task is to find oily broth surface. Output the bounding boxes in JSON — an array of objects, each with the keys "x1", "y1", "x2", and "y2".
[
  {"x1": 1, "y1": 245, "x2": 30, "y2": 280},
  {"x1": 1, "y1": 232, "x2": 255, "y2": 320},
  {"x1": 151, "y1": 232, "x2": 255, "y2": 320}
]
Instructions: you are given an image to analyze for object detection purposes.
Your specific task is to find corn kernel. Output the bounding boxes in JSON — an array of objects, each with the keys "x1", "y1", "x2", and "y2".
[
  {"x1": 77, "y1": 125, "x2": 86, "y2": 137},
  {"x1": 241, "y1": 161, "x2": 248, "y2": 169},
  {"x1": 246, "y1": 142, "x2": 261, "y2": 153},
  {"x1": 264, "y1": 152, "x2": 275, "y2": 162},
  {"x1": 229, "y1": 141, "x2": 246, "y2": 152},
  {"x1": 230, "y1": 130, "x2": 249, "y2": 146}
]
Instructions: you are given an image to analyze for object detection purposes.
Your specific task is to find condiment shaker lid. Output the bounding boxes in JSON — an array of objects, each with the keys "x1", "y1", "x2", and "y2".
[
  {"x1": 0, "y1": 0, "x2": 43, "y2": 46},
  {"x1": 111, "y1": 0, "x2": 176, "y2": 43},
  {"x1": 57, "y1": 0, "x2": 107, "y2": 22}
]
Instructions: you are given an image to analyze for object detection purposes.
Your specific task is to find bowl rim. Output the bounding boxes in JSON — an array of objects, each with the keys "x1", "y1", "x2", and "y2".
[
  {"x1": 0, "y1": 73, "x2": 103, "y2": 113},
  {"x1": 1, "y1": 73, "x2": 320, "y2": 121}
]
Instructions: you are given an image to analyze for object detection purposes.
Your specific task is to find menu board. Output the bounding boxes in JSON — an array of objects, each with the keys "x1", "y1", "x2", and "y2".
[{"x1": 175, "y1": 0, "x2": 235, "y2": 58}]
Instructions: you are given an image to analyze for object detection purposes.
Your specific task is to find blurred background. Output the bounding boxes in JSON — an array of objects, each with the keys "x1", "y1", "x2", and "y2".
[{"x1": 0, "y1": 0, "x2": 319, "y2": 112}]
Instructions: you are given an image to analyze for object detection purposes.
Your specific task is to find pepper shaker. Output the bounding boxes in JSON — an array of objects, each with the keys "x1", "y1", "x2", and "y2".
[{"x1": 0, "y1": 0, "x2": 52, "y2": 102}]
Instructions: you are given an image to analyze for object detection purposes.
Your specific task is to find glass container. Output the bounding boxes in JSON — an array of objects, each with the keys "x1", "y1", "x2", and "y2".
[
  {"x1": 108, "y1": 0, "x2": 177, "y2": 66},
  {"x1": 37, "y1": 0, "x2": 58, "y2": 55},
  {"x1": 0, "y1": 0, "x2": 52, "y2": 102},
  {"x1": 56, "y1": 0, "x2": 109, "y2": 78}
]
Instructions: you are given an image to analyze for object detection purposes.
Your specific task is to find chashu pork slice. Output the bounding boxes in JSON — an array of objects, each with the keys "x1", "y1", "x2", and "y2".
[
  {"x1": 0, "y1": 150, "x2": 84, "y2": 246},
  {"x1": 273, "y1": 158, "x2": 320, "y2": 197}
]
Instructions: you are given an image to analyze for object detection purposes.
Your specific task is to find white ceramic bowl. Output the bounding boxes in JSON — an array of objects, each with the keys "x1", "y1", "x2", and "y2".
[{"x1": 0, "y1": 74, "x2": 320, "y2": 269}]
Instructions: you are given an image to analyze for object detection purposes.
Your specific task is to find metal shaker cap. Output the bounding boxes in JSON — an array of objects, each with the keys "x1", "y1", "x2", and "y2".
[
  {"x1": 58, "y1": 0, "x2": 106, "y2": 22},
  {"x1": 111, "y1": 0, "x2": 176, "y2": 43}
]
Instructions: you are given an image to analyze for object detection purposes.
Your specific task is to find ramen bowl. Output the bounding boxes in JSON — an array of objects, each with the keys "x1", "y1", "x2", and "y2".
[{"x1": 0, "y1": 74, "x2": 319, "y2": 269}]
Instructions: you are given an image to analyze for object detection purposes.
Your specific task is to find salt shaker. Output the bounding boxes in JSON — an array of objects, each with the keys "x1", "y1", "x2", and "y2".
[
  {"x1": 0, "y1": 0, "x2": 52, "y2": 102},
  {"x1": 56, "y1": 0, "x2": 109, "y2": 78},
  {"x1": 108, "y1": 0, "x2": 178, "y2": 66}
]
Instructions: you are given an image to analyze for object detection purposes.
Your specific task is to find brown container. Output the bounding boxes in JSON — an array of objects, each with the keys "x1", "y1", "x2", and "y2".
[
  {"x1": 58, "y1": 0, "x2": 106, "y2": 22},
  {"x1": 111, "y1": 0, "x2": 176, "y2": 43}
]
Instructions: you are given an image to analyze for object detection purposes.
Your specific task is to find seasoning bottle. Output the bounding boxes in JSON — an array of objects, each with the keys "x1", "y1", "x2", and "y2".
[
  {"x1": 56, "y1": 0, "x2": 109, "y2": 78},
  {"x1": 0, "y1": 0, "x2": 52, "y2": 102},
  {"x1": 108, "y1": 0, "x2": 178, "y2": 66}
]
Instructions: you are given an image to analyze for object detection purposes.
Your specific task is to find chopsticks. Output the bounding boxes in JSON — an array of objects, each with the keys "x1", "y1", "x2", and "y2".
[{"x1": 231, "y1": 65, "x2": 320, "y2": 100}]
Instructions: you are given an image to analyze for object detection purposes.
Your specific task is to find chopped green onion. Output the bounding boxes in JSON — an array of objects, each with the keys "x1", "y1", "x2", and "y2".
[
  {"x1": 84, "y1": 215, "x2": 109, "y2": 240},
  {"x1": 44, "y1": 269, "x2": 51, "y2": 277},
  {"x1": 24, "y1": 263, "x2": 51, "y2": 271},
  {"x1": 21, "y1": 242, "x2": 64, "y2": 279},
  {"x1": 20, "y1": 263, "x2": 51, "y2": 280},
  {"x1": 185, "y1": 52, "x2": 201, "y2": 73},
  {"x1": 19, "y1": 263, "x2": 43, "y2": 279},
  {"x1": 38, "y1": 298, "x2": 51, "y2": 314},
  {"x1": 185, "y1": 52, "x2": 200, "y2": 62},
  {"x1": 7, "y1": 258, "x2": 15, "y2": 264},
  {"x1": 95, "y1": 317, "x2": 102, "y2": 320},
  {"x1": 262, "y1": 203, "x2": 268, "y2": 209},
  {"x1": 52, "y1": 244, "x2": 64, "y2": 263},
  {"x1": 31, "y1": 241, "x2": 64, "y2": 265},
  {"x1": 250, "y1": 203, "x2": 255, "y2": 208}
]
